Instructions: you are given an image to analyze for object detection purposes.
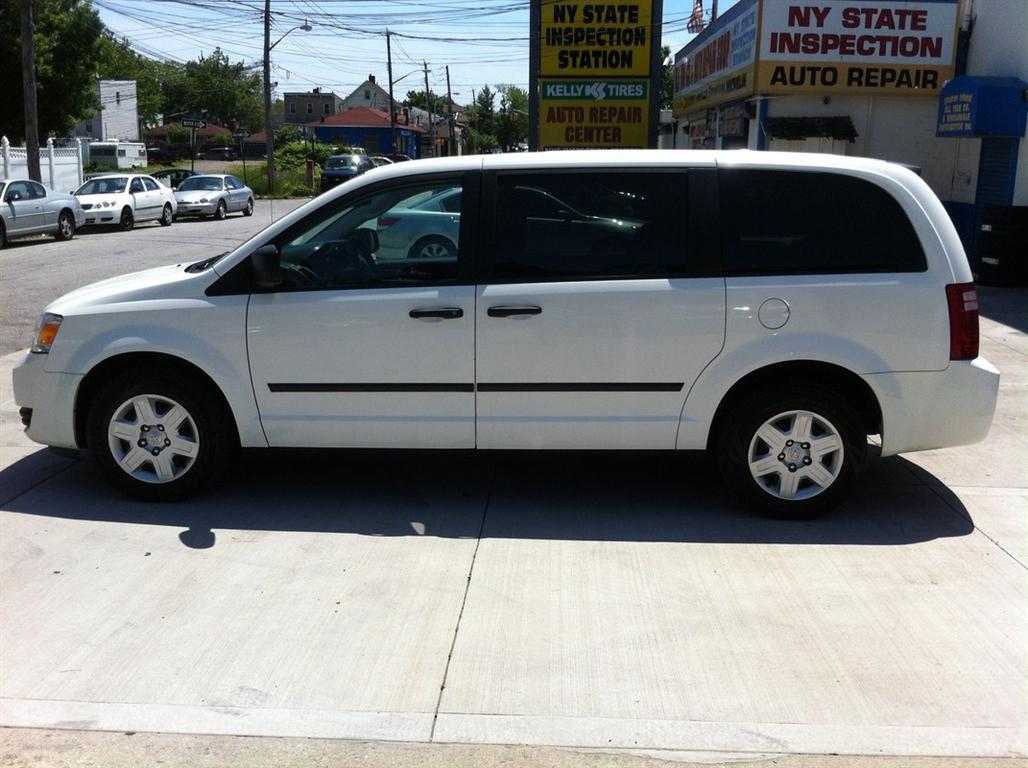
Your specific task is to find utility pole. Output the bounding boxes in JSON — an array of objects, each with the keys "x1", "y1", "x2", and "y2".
[
  {"x1": 445, "y1": 65, "x2": 455, "y2": 156},
  {"x1": 423, "y1": 61, "x2": 435, "y2": 157},
  {"x1": 711, "y1": 0, "x2": 719, "y2": 22},
  {"x1": 386, "y1": 30, "x2": 396, "y2": 155},
  {"x1": 263, "y1": 0, "x2": 276, "y2": 197},
  {"x1": 20, "y1": 0, "x2": 41, "y2": 182}
]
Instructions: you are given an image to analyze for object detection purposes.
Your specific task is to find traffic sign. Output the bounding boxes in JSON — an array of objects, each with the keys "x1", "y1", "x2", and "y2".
[
  {"x1": 232, "y1": 131, "x2": 249, "y2": 139},
  {"x1": 181, "y1": 118, "x2": 207, "y2": 129}
]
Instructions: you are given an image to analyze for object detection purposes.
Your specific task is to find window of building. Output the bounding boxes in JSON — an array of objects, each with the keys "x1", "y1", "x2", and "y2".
[
  {"x1": 289, "y1": 103, "x2": 296, "y2": 114},
  {"x1": 719, "y1": 170, "x2": 927, "y2": 275},
  {"x1": 307, "y1": 102, "x2": 313, "y2": 114},
  {"x1": 489, "y1": 172, "x2": 689, "y2": 282},
  {"x1": 323, "y1": 102, "x2": 331, "y2": 115},
  {"x1": 365, "y1": 89, "x2": 371, "y2": 100}
]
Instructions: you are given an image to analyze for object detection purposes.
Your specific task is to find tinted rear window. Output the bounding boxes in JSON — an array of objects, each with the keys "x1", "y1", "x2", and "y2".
[{"x1": 719, "y1": 170, "x2": 927, "y2": 275}]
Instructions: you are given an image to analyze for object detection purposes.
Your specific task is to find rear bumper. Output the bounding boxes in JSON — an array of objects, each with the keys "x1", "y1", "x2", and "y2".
[
  {"x1": 863, "y1": 358, "x2": 1000, "y2": 456},
  {"x1": 11, "y1": 351, "x2": 82, "y2": 450}
]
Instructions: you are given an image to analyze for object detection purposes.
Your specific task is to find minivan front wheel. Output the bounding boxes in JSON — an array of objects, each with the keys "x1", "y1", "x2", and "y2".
[
  {"x1": 88, "y1": 374, "x2": 234, "y2": 501},
  {"x1": 718, "y1": 390, "x2": 864, "y2": 518}
]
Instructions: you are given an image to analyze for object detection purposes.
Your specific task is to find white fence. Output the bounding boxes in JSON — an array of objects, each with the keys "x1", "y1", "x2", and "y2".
[{"x1": 1, "y1": 136, "x2": 84, "y2": 193}]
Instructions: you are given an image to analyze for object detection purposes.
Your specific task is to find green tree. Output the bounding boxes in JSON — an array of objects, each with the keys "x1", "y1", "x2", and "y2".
[
  {"x1": 661, "y1": 45, "x2": 674, "y2": 110},
  {"x1": 496, "y1": 84, "x2": 528, "y2": 152},
  {"x1": 405, "y1": 90, "x2": 442, "y2": 112},
  {"x1": 162, "y1": 48, "x2": 262, "y2": 131},
  {"x1": 0, "y1": 0, "x2": 105, "y2": 141}
]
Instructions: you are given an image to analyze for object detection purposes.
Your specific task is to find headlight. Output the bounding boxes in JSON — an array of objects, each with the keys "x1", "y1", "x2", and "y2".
[
  {"x1": 200, "y1": 198, "x2": 209, "y2": 203},
  {"x1": 32, "y1": 313, "x2": 63, "y2": 354}
]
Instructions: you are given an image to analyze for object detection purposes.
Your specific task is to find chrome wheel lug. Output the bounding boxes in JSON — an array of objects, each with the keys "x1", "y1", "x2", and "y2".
[
  {"x1": 137, "y1": 439, "x2": 147, "y2": 448},
  {"x1": 803, "y1": 457, "x2": 812, "y2": 465},
  {"x1": 788, "y1": 463, "x2": 797, "y2": 472},
  {"x1": 777, "y1": 453, "x2": 785, "y2": 461},
  {"x1": 157, "y1": 424, "x2": 165, "y2": 432},
  {"x1": 141, "y1": 425, "x2": 150, "y2": 432},
  {"x1": 786, "y1": 439, "x2": 794, "y2": 446},
  {"x1": 164, "y1": 438, "x2": 171, "y2": 447},
  {"x1": 151, "y1": 448, "x2": 161, "y2": 456}
]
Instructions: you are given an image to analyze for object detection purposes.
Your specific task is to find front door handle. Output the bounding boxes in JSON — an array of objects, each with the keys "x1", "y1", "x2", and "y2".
[
  {"x1": 487, "y1": 305, "x2": 542, "y2": 318},
  {"x1": 410, "y1": 307, "x2": 464, "y2": 320}
]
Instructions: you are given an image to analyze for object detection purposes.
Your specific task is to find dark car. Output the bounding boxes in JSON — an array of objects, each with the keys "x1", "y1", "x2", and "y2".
[
  {"x1": 151, "y1": 168, "x2": 197, "y2": 190},
  {"x1": 200, "y1": 147, "x2": 238, "y2": 161},
  {"x1": 320, "y1": 153, "x2": 375, "y2": 192},
  {"x1": 385, "y1": 153, "x2": 412, "y2": 163}
]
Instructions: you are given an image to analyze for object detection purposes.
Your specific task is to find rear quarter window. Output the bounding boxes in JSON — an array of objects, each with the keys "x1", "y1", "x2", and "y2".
[{"x1": 719, "y1": 170, "x2": 927, "y2": 275}]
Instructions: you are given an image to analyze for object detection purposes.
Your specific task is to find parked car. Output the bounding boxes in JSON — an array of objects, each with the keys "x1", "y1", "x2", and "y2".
[
  {"x1": 385, "y1": 153, "x2": 412, "y2": 163},
  {"x1": 73, "y1": 174, "x2": 177, "y2": 230},
  {"x1": 369, "y1": 156, "x2": 394, "y2": 167},
  {"x1": 199, "y1": 147, "x2": 237, "y2": 161},
  {"x1": 13, "y1": 151, "x2": 999, "y2": 518},
  {"x1": 152, "y1": 168, "x2": 197, "y2": 190},
  {"x1": 173, "y1": 175, "x2": 254, "y2": 219},
  {"x1": 320, "y1": 153, "x2": 374, "y2": 192},
  {"x1": 0, "y1": 179, "x2": 85, "y2": 249},
  {"x1": 374, "y1": 186, "x2": 462, "y2": 260}
]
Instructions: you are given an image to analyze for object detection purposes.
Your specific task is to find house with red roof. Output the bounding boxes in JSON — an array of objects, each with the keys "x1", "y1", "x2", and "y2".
[{"x1": 312, "y1": 107, "x2": 427, "y2": 158}]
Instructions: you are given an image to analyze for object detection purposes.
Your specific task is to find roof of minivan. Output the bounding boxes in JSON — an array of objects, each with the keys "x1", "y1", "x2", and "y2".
[{"x1": 361, "y1": 149, "x2": 901, "y2": 184}]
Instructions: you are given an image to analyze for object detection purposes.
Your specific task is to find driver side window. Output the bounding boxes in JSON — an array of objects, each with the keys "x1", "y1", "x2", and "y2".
[{"x1": 271, "y1": 179, "x2": 464, "y2": 291}]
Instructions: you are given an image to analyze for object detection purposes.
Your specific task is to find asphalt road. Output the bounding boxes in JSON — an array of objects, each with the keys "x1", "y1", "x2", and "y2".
[
  {"x1": 0, "y1": 218, "x2": 1025, "y2": 763},
  {"x1": 0, "y1": 198, "x2": 308, "y2": 355}
]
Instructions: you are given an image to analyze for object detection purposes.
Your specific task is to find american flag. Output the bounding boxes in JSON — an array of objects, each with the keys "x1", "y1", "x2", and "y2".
[{"x1": 687, "y1": 0, "x2": 705, "y2": 32}]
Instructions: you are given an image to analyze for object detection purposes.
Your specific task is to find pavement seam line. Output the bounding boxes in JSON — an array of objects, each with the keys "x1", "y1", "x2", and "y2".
[
  {"x1": 429, "y1": 469, "x2": 493, "y2": 743},
  {"x1": 924, "y1": 480, "x2": 1028, "y2": 572},
  {"x1": 0, "y1": 456, "x2": 80, "y2": 508}
]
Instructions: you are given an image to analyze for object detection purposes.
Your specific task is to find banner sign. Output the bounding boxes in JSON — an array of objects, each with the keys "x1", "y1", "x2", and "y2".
[
  {"x1": 936, "y1": 75, "x2": 1028, "y2": 138},
  {"x1": 539, "y1": 80, "x2": 650, "y2": 148},
  {"x1": 530, "y1": 0, "x2": 662, "y2": 149},
  {"x1": 673, "y1": 0, "x2": 759, "y2": 115},
  {"x1": 757, "y1": 0, "x2": 959, "y2": 95}
]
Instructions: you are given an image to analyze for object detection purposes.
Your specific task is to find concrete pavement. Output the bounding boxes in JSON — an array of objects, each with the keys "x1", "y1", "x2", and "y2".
[{"x1": 0, "y1": 280, "x2": 1024, "y2": 764}]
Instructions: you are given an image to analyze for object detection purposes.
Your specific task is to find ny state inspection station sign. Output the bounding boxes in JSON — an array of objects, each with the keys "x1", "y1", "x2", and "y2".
[{"x1": 530, "y1": 1, "x2": 662, "y2": 150}]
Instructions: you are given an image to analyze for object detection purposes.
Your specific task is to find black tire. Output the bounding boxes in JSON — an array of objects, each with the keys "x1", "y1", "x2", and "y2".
[
  {"x1": 87, "y1": 371, "x2": 235, "y2": 501},
  {"x1": 716, "y1": 388, "x2": 865, "y2": 519},
  {"x1": 243, "y1": 198, "x2": 254, "y2": 217},
  {"x1": 215, "y1": 200, "x2": 227, "y2": 220},
  {"x1": 159, "y1": 203, "x2": 174, "y2": 226},
  {"x1": 407, "y1": 235, "x2": 456, "y2": 260},
  {"x1": 119, "y1": 206, "x2": 134, "y2": 231},
  {"x1": 0, "y1": 221, "x2": 6, "y2": 249},
  {"x1": 55, "y1": 209, "x2": 76, "y2": 241}
]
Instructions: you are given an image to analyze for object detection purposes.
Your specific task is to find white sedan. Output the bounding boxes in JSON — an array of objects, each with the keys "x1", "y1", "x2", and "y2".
[{"x1": 74, "y1": 174, "x2": 177, "y2": 230}]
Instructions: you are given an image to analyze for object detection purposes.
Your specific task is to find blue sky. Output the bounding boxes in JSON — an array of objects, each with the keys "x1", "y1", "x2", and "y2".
[{"x1": 94, "y1": 0, "x2": 741, "y2": 103}]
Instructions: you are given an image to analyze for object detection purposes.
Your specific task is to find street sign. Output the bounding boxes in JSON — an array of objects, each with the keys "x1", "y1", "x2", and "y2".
[
  {"x1": 181, "y1": 118, "x2": 207, "y2": 129},
  {"x1": 232, "y1": 131, "x2": 249, "y2": 139}
]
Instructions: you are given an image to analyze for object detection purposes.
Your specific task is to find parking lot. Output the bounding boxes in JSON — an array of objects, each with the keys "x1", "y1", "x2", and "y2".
[{"x1": 0, "y1": 213, "x2": 1025, "y2": 764}]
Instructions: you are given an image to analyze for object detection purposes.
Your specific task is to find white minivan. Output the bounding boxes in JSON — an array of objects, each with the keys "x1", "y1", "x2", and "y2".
[{"x1": 13, "y1": 151, "x2": 1000, "y2": 516}]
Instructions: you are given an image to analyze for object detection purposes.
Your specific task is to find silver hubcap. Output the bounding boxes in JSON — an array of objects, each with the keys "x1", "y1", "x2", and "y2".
[
  {"x1": 60, "y1": 216, "x2": 72, "y2": 236},
  {"x1": 419, "y1": 241, "x2": 449, "y2": 259},
  {"x1": 747, "y1": 409, "x2": 844, "y2": 501},
  {"x1": 108, "y1": 394, "x2": 200, "y2": 484}
]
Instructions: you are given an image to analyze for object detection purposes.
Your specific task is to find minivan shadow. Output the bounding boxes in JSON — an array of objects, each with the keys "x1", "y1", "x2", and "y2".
[{"x1": 1, "y1": 447, "x2": 974, "y2": 548}]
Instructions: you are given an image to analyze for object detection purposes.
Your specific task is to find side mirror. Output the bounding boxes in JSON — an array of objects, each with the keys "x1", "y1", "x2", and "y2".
[
  {"x1": 354, "y1": 227, "x2": 379, "y2": 254},
  {"x1": 251, "y1": 244, "x2": 282, "y2": 289}
]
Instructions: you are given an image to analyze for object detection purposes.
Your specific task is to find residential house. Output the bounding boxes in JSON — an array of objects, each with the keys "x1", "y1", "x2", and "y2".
[
  {"x1": 284, "y1": 89, "x2": 345, "y2": 123},
  {"x1": 311, "y1": 107, "x2": 425, "y2": 157}
]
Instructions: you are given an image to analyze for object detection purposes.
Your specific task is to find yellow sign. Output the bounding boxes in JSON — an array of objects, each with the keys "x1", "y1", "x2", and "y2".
[
  {"x1": 541, "y1": 2, "x2": 653, "y2": 78},
  {"x1": 756, "y1": 62, "x2": 951, "y2": 95},
  {"x1": 539, "y1": 91, "x2": 649, "y2": 148}
]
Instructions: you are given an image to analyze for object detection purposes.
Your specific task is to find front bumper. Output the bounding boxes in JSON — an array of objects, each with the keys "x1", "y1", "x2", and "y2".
[
  {"x1": 864, "y1": 357, "x2": 1000, "y2": 456},
  {"x1": 11, "y1": 351, "x2": 83, "y2": 450},
  {"x1": 175, "y1": 202, "x2": 218, "y2": 216},
  {"x1": 81, "y1": 209, "x2": 118, "y2": 225}
]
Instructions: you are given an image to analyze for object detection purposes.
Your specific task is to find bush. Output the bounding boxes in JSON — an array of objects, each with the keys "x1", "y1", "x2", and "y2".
[
  {"x1": 208, "y1": 132, "x2": 233, "y2": 146},
  {"x1": 275, "y1": 140, "x2": 333, "y2": 170},
  {"x1": 223, "y1": 160, "x2": 315, "y2": 199}
]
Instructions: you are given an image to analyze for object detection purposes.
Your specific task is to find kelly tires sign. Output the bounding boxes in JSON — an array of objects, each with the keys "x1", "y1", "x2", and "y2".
[{"x1": 531, "y1": 1, "x2": 662, "y2": 150}]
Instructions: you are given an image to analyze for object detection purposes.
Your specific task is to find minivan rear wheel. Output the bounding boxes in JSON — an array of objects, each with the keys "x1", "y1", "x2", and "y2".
[
  {"x1": 87, "y1": 373, "x2": 234, "y2": 501},
  {"x1": 717, "y1": 389, "x2": 864, "y2": 518}
]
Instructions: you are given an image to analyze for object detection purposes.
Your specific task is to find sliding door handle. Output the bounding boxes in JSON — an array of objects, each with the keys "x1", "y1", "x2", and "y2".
[
  {"x1": 409, "y1": 307, "x2": 464, "y2": 320},
  {"x1": 487, "y1": 305, "x2": 542, "y2": 318}
]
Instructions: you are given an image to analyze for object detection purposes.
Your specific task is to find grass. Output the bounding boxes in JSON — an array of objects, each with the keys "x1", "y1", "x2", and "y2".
[{"x1": 223, "y1": 161, "x2": 316, "y2": 199}]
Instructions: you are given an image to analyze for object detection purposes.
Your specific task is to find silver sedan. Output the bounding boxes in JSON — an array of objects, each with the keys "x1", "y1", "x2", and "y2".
[
  {"x1": 1, "y1": 178, "x2": 85, "y2": 248},
  {"x1": 173, "y1": 174, "x2": 255, "y2": 220}
]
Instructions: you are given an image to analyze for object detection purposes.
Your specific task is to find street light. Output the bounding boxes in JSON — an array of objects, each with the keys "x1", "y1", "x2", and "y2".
[{"x1": 263, "y1": 7, "x2": 311, "y2": 196}]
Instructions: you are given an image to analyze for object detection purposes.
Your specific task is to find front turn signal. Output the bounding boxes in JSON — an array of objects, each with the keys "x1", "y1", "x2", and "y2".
[{"x1": 31, "y1": 313, "x2": 63, "y2": 354}]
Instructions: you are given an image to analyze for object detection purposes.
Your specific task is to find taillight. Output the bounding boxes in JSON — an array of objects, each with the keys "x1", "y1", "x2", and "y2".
[
  {"x1": 946, "y1": 282, "x2": 979, "y2": 360},
  {"x1": 378, "y1": 215, "x2": 400, "y2": 228}
]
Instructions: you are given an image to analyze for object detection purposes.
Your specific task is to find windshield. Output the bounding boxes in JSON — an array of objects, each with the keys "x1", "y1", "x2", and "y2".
[
  {"x1": 178, "y1": 177, "x2": 224, "y2": 192},
  {"x1": 76, "y1": 177, "x2": 128, "y2": 195},
  {"x1": 326, "y1": 156, "x2": 358, "y2": 169}
]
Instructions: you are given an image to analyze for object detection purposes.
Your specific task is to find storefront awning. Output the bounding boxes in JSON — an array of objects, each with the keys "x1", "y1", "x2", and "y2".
[
  {"x1": 764, "y1": 116, "x2": 857, "y2": 141},
  {"x1": 937, "y1": 76, "x2": 1028, "y2": 138}
]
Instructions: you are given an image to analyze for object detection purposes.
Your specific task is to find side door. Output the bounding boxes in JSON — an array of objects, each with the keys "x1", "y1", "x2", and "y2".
[
  {"x1": 128, "y1": 177, "x2": 150, "y2": 218},
  {"x1": 3, "y1": 181, "x2": 46, "y2": 234},
  {"x1": 247, "y1": 172, "x2": 479, "y2": 448},
  {"x1": 142, "y1": 177, "x2": 165, "y2": 214},
  {"x1": 226, "y1": 176, "x2": 246, "y2": 211},
  {"x1": 475, "y1": 167, "x2": 725, "y2": 449}
]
